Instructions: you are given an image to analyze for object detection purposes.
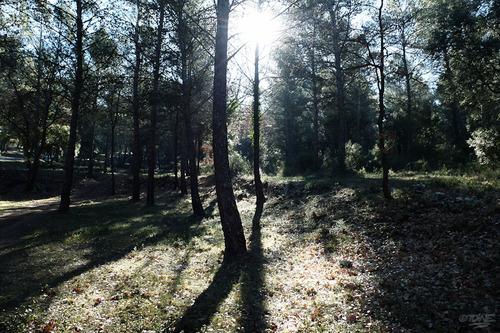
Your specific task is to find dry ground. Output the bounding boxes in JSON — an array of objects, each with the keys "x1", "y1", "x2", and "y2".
[{"x1": 0, "y1": 172, "x2": 498, "y2": 332}]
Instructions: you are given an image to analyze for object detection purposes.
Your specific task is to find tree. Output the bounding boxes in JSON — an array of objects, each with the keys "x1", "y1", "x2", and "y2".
[
  {"x1": 59, "y1": 0, "x2": 84, "y2": 212},
  {"x1": 171, "y1": 0, "x2": 205, "y2": 215},
  {"x1": 146, "y1": 0, "x2": 166, "y2": 206},
  {"x1": 252, "y1": 0, "x2": 265, "y2": 206},
  {"x1": 131, "y1": 0, "x2": 143, "y2": 202},
  {"x1": 213, "y1": 0, "x2": 246, "y2": 259}
]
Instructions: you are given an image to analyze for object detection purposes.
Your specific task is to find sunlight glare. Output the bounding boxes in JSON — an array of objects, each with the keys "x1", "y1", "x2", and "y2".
[{"x1": 237, "y1": 7, "x2": 283, "y2": 47}]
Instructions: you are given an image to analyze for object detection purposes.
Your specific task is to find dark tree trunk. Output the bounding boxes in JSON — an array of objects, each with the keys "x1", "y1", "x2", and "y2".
[
  {"x1": 196, "y1": 135, "x2": 202, "y2": 173},
  {"x1": 111, "y1": 122, "x2": 116, "y2": 195},
  {"x1": 329, "y1": 6, "x2": 346, "y2": 172},
  {"x1": 310, "y1": 45, "x2": 321, "y2": 170},
  {"x1": 173, "y1": 108, "x2": 179, "y2": 189},
  {"x1": 104, "y1": 134, "x2": 109, "y2": 173},
  {"x1": 87, "y1": 119, "x2": 96, "y2": 178},
  {"x1": 401, "y1": 31, "x2": 413, "y2": 157},
  {"x1": 253, "y1": 42, "x2": 265, "y2": 206},
  {"x1": 183, "y1": 109, "x2": 204, "y2": 215},
  {"x1": 213, "y1": 0, "x2": 246, "y2": 259},
  {"x1": 179, "y1": 11, "x2": 204, "y2": 216},
  {"x1": 180, "y1": 133, "x2": 188, "y2": 195},
  {"x1": 146, "y1": 1, "x2": 165, "y2": 206},
  {"x1": 377, "y1": 0, "x2": 391, "y2": 199},
  {"x1": 443, "y1": 52, "x2": 468, "y2": 153},
  {"x1": 59, "y1": 0, "x2": 83, "y2": 212},
  {"x1": 131, "y1": 0, "x2": 142, "y2": 202}
]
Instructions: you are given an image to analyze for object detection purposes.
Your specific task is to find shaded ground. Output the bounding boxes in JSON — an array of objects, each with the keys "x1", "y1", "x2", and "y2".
[{"x1": 0, "y1": 172, "x2": 498, "y2": 332}]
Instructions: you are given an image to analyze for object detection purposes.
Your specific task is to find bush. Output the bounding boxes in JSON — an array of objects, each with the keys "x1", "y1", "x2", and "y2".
[
  {"x1": 229, "y1": 150, "x2": 251, "y2": 177},
  {"x1": 467, "y1": 128, "x2": 499, "y2": 166},
  {"x1": 345, "y1": 140, "x2": 364, "y2": 170}
]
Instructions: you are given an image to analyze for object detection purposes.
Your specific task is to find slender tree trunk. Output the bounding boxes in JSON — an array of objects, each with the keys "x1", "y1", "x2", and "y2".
[
  {"x1": 213, "y1": 0, "x2": 246, "y2": 259},
  {"x1": 179, "y1": 13, "x2": 203, "y2": 216},
  {"x1": 253, "y1": 41, "x2": 265, "y2": 205},
  {"x1": 329, "y1": 6, "x2": 346, "y2": 172},
  {"x1": 59, "y1": 0, "x2": 83, "y2": 212},
  {"x1": 443, "y1": 51, "x2": 468, "y2": 153},
  {"x1": 131, "y1": 1, "x2": 142, "y2": 201},
  {"x1": 377, "y1": 0, "x2": 391, "y2": 199},
  {"x1": 196, "y1": 135, "x2": 202, "y2": 173},
  {"x1": 87, "y1": 119, "x2": 95, "y2": 178},
  {"x1": 401, "y1": 32, "x2": 413, "y2": 157},
  {"x1": 180, "y1": 133, "x2": 188, "y2": 195},
  {"x1": 111, "y1": 122, "x2": 116, "y2": 195},
  {"x1": 104, "y1": 134, "x2": 109, "y2": 173},
  {"x1": 310, "y1": 46, "x2": 320, "y2": 169},
  {"x1": 183, "y1": 108, "x2": 204, "y2": 215},
  {"x1": 173, "y1": 108, "x2": 179, "y2": 189},
  {"x1": 146, "y1": 1, "x2": 165, "y2": 206}
]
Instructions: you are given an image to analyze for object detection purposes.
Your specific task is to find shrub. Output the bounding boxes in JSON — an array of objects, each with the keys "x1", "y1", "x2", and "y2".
[
  {"x1": 467, "y1": 128, "x2": 499, "y2": 166},
  {"x1": 345, "y1": 140, "x2": 364, "y2": 170}
]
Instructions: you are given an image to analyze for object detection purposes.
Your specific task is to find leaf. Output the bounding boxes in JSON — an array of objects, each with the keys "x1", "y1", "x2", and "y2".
[
  {"x1": 42, "y1": 320, "x2": 56, "y2": 333},
  {"x1": 346, "y1": 314, "x2": 357, "y2": 324}
]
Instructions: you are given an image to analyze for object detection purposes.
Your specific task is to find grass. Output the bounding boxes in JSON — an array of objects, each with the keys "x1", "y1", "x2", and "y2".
[{"x1": 0, "y1": 171, "x2": 498, "y2": 332}]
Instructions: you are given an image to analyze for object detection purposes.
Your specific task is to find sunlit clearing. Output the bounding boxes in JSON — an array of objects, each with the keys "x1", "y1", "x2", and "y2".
[{"x1": 237, "y1": 6, "x2": 284, "y2": 47}]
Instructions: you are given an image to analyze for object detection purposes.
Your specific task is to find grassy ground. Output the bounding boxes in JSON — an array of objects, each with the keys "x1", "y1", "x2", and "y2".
[{"x1": 0, "y1": 172, "x2": 498, "y2": 332}]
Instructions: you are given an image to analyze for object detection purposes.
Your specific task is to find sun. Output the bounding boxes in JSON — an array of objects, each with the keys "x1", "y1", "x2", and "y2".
[{"x1": 236, "y1": 6, "x2": 284, "y2": 48}]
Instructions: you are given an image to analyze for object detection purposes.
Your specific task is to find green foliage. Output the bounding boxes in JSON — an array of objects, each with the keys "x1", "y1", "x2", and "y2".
[
  {"x1": 345, "y1": 141, "x2": 364, "y2": 171},
  {"x1": 467, "y1": 128, "x2": 500, "y2": 166},
  {"x1": 229, "y1": 150, "x2": 251, "y2": 177}
]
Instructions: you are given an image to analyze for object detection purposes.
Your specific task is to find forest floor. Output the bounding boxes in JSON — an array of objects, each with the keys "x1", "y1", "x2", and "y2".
[{"x1": 0, "y1": 170, "x2": 498, "y2": 333}]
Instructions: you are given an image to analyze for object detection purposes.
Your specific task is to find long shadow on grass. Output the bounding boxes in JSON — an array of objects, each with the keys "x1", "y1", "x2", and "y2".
[
  {"x1": 171, "y1": 202, "x2": 267, "y2": 333},
  {"x1": 170, "y1": 260, "x2": 242, "y2": 332},
  {"x1": 240, "y1": 201, "x2": 267, "y2": 332},
  {"x1": 0, "y1": 195, "x2": 206, "y2": 312},
  {"x1": 273, "y1": 173, "x2": 499, "y2": 332}
]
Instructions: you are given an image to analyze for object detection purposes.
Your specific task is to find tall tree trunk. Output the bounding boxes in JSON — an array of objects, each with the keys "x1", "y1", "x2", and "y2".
[
  {"x1": 253, "y1": 41, "x2": 265, "y2": 205},
  {"x1": 146, "y1": 1, "x2": 165, "y2": 206},
  {"x1": 131, "y1": 0, "x2": 142, "y2": 202},
  {"x1": 310, "y1": 46, "x2": 320, "y2": 170},
  {"x1": 329, "y1": 5, "x2": 346, "y2": 172},
  {"x1": 401, "y1": 31, "x2": 413, "y2": 157},
  {"x1": 377, "y1": 0, "x2": 391, "y2": 199},
  {"x1": 213, "y1": 0, "x2": 246, "y2": 259},
  {"x1": 111, "y1": 122, "x2": 116, "y2": 195},
  {"x1": 104, "y1": 134, "x2": 109, "y2": 173},
  {"x1": 443, "y1": 51, "x2": 468, "y2": 154},
  {"x1": 179, "y1": 12, "x2": 204, "y2": 216},
  {"x1": 173, "y1": 108, "x2": 179, "y2": 189},
  {"x1": 87, "y1": 119, "x2": 96, "y2": 178},
  {"x1": 59, "y1": 0, "x2": 83, "y2": 212},
  {"x1": 180, "y1": 132, "x2": 188, "y2": 195}
]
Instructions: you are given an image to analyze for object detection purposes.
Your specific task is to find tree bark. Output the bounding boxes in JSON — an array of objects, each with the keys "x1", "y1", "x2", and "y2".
[
  {"x1": 377, "y1": 0, "x2": 391, "y2": 199},
  {"x1": 401, "y1": 29, "x2": 413, "y2": 157},
  {"x1": 131, "y1": 0, "x2": 142, "y2": 202},
  {"x1": 253, "y1": 42, "x2": 265, "y2": 205},
  {"x1": 173, "y1": 108, "x2": 179, "y2": 189},
  {"x1": 329, "y1": 5, "x2": 346, "y2": 172},
  {"x1": 310, "y1": 45, "x2": 321, "y2": 170},
  {"x1": 213, "y1": 0, "x2": 246, "y2": 259},
  {"x1": 111, "y1": 120, "x2": 116, "y2": 195},
  {"x1": 146, "y1": 1, "x2": 165, "y2": 206},
  {"x1": 179, "y1": 10, "x2": 204, "y2": 215},
  {"x1": 179, "y1": 132, "x2": 188, "y2": 195},
  {"x1": 59, "y1": 0, "x2": 83, "y2": 212}
]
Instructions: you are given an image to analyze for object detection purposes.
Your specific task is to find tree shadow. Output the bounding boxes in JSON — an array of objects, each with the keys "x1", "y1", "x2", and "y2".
[
  {"x1": 0, "y1": 194, "x2": 205, "y2": 312},
  {"x1": 169, "y1": 202, "x2": 268, "y2": 333},
  {"x1": 272, "y1": 173, "x2": 498, "y2": 332},
  {"x1": 169, "y1": 260, "x2": 242, "y2": 333},
  {"x1": 239, "y1": 201, "x2": 267, "y2": 332}
]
